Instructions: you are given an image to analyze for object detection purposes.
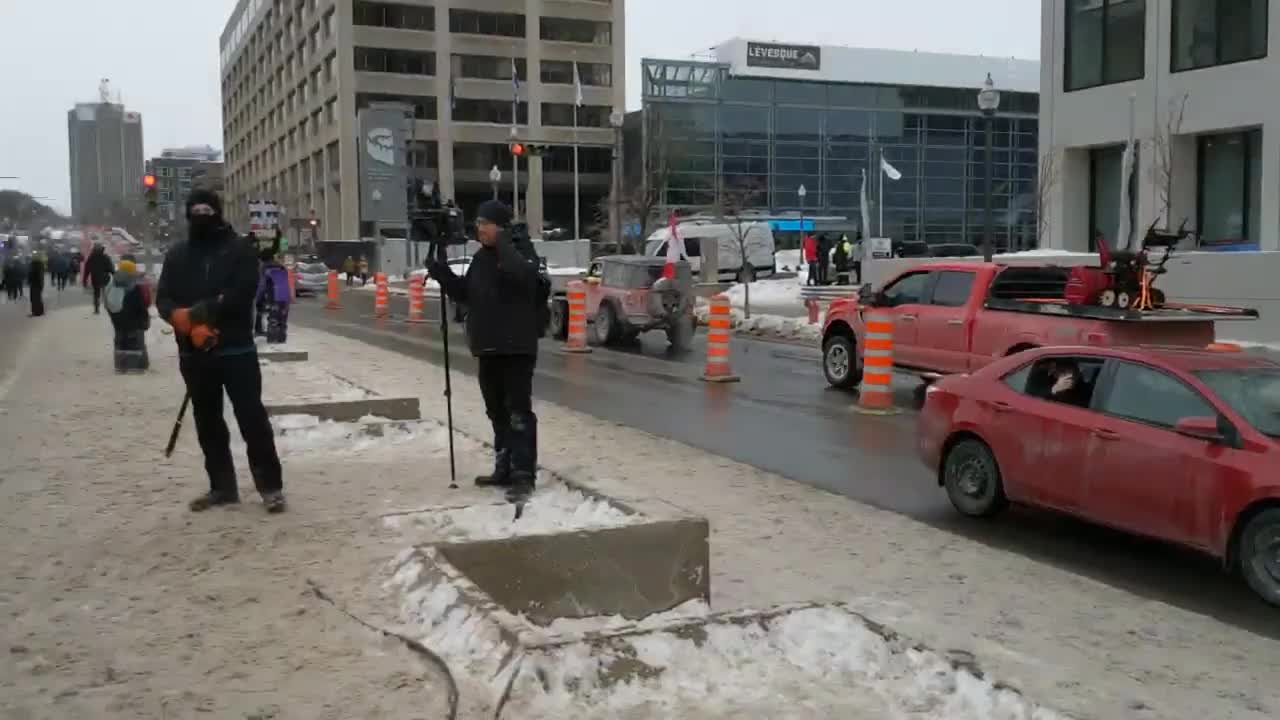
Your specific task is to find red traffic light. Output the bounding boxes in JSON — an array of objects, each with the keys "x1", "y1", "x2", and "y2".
[
  {"x1": 510, "y1": 142, "x2": 525, "y2": 157},
  {"x1": 142, "y1": 174, "x2": 157, "y2": 188}
]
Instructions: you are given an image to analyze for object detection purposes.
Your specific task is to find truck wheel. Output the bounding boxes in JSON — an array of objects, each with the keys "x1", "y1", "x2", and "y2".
[
  {"x1": 822, "y1": 335, "x2": 862, "y2": 390},
  {"x1": 667, "y1": 315, "x2": 694, "y2": 352},
  {"x1": 943, "y1": 439, "x2": 1008, "y2": 518},
  {"x1": 549, "y1": 298, "x2": 568, "y2": 340},
  {"x1": 1238, "y1": 508, "x2": 1280, "y2": 607},
  {"x1": 590, "y1": 302, "x2": 617, "y2": 346}
]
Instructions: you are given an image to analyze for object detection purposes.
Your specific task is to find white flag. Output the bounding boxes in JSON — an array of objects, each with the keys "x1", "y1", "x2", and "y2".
[
  {"x1": 880, "y1": 156, "x2": 902, "y2": 182},
  {"x1": 512, "y1": 58, "x2": 521, "y2": 99},
  {"x1": 1115, "y1": 139, "x2": 1136, "y2": 252},
  {"x1": 859, "y1": 169, "x2": 871, "y2": 239},
  {"x1": 573, "y1": 62, "x2": 584, "y2": 107}
]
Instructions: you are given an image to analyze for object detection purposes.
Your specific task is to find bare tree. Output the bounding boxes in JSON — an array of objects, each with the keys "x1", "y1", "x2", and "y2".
[
  {"x1": 1034, "y1": 149, "x2": 1060, "y2": 250},
  {"x1": 1148, "y1": 93, "x2": 1189, "y2": 229},
  {"x1": 715, "y1": 177, "x2": 767, "y2": 319}
]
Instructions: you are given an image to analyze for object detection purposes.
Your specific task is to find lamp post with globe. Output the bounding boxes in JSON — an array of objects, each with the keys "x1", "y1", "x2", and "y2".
[{"x1": 977, "y1": 73, "x2": 1001, "y2": 262}]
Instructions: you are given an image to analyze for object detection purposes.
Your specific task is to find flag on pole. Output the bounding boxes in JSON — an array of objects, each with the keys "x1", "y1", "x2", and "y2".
[
  {"x1": 663, "y1": 211, "x2": 685, "y2": 279},
  {"x1": 880, "y1": 156, "x2": 902, "y2": 182},
  {"x1": 859, "y1": 169, "x2": 871, "y2": 239},
  {"x1": 1115, "y1": 139, "x2": 1136, "y2": 252},
  {"x1": 573, "y1": 62, "x2": 584, "y2": 107}
]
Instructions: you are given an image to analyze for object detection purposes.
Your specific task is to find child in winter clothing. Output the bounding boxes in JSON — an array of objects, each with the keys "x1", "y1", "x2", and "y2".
[
  {"x1": 105, "y1": 259, "x2": 152, "y2": 372},
  {"x1": 257, "y1": 261, "x2": 292, "y2": 343}
]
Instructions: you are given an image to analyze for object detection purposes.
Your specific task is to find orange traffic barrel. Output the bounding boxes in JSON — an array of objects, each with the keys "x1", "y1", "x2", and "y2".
[
  {"x1": 563, "y1": 280, "x2": 591, "y2": 354},
  {"x1": 407, "y1": 274, "x2": 428, "y2": 323},
  {"x1": 702, "y1": 294, "x2": 740, "y2": 383},
  {"x1": 859, "y1": 310, "x2": 895, "y2": 412},
  {"x1": 325, "y1": 270, "x2": 341, "y2": 310},
  {"x1": 374, "y1": 272, "x2": 389, "y2": 317}
]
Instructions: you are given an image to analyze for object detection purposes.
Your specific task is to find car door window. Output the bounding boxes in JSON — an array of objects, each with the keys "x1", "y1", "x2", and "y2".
[
  {"x1": 1099, "y1": 362, "x2": 1216, "y2": 428},
  {"x1": 1009, "y1": 356, "x2": 1106, "y2": 409},
  {"x1": 881, "y1": 272, "x2": 929, "y2": 307},
  {"x1": 929, "y1": 271, "x2": 975, "y2": 307}
]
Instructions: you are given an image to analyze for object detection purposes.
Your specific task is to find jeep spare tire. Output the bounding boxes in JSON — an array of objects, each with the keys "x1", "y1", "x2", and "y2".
[
  {"x1": 549, "y1": 298, "x2": 569, "y2": 340},
  {"x1": 667, "y1": 315, "x2": 694, "y2": 351}
]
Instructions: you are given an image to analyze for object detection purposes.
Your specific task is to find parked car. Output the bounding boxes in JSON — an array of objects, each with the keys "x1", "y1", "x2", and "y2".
[
  {"x1": 644, "y1": 219, "x2": 776, "y2": 282},
  {"x1": 293, "y1": 259, "x2": 330, "y2": 296},
  {"x1": 820, "y1": 262, "x2": 1257, "y2": 390},
  {"x1": 548, "y1": 256, "x2": 695, "y2": 350},
  {"x1": 917, "y1": 344, "x2": 1280, "y2": 606}
]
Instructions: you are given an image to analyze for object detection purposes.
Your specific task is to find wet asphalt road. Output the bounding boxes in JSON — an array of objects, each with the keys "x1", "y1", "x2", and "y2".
[{"x1": 292, "y1": 288, "x2": 1280, "y2": 637}]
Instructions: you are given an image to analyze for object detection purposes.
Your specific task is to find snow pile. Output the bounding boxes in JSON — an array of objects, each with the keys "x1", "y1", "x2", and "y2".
[
  {"x1": 775, "y1": 249, "x2": 802, "y2": 272},
  {"x1": 267, "y1": 414, "x2": 447, "y2": 454},
  {"x1": 505, "y1": 606, "x2": 1064, "y2": 719},
  {"x1": 725, "y1": 276, "x2": 803, "y2": 311},
  {"x1": 695, "y1": 303, "x2": 823, "y2": 344},
  {"x1": 261, "y1": 361, "x2": 373, "y2": 402},
  {"x1": 383, "y1": 484, "x2": 638, "y2": 542}
]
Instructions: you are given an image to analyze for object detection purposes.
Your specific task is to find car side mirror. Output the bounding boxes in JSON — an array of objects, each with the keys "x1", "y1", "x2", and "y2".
[{"x1": 1174, "y1": 416, "x2": 1225, "y2": 443}]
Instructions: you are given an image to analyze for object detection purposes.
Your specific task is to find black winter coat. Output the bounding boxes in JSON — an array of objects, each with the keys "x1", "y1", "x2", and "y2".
[
  {"x1": 431, "y1": 233, "x2": 541, "y2": 357},
  {"x1": 85, "y1": 248, "x2": 114, "y2": 288},
  {"x1": 156, "y1": 223, "x2": 261, "y2": 355}
]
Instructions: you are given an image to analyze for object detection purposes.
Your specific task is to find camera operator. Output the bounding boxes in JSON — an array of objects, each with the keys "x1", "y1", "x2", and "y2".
[{"x1": 427, "y1": 200, "x2": 541, "y2": 500}]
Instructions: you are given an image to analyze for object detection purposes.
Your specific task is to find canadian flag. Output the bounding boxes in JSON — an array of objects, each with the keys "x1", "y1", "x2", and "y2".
[{"x1": 663, "y1": 211, "x2": 685, "y2": 279}]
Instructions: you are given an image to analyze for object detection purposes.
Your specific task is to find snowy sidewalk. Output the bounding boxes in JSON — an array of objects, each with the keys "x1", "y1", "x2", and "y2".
[{"x1": 294, "y1": 326, "x2": 1280, "y2": 720}]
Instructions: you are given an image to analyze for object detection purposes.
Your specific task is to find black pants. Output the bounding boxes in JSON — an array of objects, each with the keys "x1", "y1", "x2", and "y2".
[
  {"x1": 91, "y1": 285, "x2": 104, "y2": 313},
  {"x1": 114, "y1": 329, "x2": 149, "y2": 372},
  {"x1": 179, "y1": 352, "x2": 282, "y2": 497},
  {"x1": 29, "y1": 285, "x2": 43, "y2": 316},
  {"x1": 807, "y1": 262, "x2": 818, "y2": 286},
  {"x1": 266, "y1": 303, "x2": 289, "y2": 343},
  {"x1": 477, "y1": 355, "x2": 537, "y2": 479}
]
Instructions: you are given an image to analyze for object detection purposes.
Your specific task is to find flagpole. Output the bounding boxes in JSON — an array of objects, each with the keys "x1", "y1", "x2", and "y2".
[
  {"x1": 573, "y1": 101, "x2": 580, "y2": 242},
  {"x1": 512, "y1": 57, "x2": 520, "y2": 221},
  {"x1": 878, "y1": 148, "x2": 884, "y2": 238}
]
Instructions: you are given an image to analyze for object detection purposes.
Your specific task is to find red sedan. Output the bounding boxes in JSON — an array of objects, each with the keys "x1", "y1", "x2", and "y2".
[{"x1": 918, "y1": 345, "x2": 1280, "y2": 606}]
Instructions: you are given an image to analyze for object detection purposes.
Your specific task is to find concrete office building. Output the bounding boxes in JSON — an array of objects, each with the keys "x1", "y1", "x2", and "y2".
[
  {"x1": 146, "y1": 146, "x2": 225, "y2": 233},
  {"x1": 218, "y1": 0, "x2": 625, "y2": 244},
  {"x1": 1040, "y1": 0, "x2": 1278, "y2": 252},
  {"x1": 67, "y1": 101, "x2": 145, "y2": 226},
  {"x1": 642, "y1": 40, "x2": 1040, "y2": 250}
]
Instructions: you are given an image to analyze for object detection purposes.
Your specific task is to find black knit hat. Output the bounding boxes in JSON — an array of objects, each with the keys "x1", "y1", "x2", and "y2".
[
  {"x1": 475, "y1": 199, "x2": 513, "y2": 227},
  {"x1": 186, "y1": 189, "x2": 224, "y2": 219}
]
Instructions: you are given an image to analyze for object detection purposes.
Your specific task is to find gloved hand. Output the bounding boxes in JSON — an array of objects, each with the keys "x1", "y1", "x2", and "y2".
[
  {"x1": 190, "y1": 324, "x2": 220, "y2": 351},
  {"x1": 425, "y1": 259, "x2": 451, "y2": 280},
  {"x1": 169, "y1": 307, "x2": 193, "y2": 336},
  {"x1": 189, "y1": 300, "x2": 217, "y2": 326}
]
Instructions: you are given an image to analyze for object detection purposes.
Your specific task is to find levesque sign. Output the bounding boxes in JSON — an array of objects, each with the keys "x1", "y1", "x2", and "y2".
[{"x1": 746, "y1": 42, "x2": 821, "y2": 70}]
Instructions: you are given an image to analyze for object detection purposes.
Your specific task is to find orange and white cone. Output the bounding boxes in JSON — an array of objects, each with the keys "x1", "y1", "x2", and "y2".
[
  {"x1": 563, "y1": 280, "x2": 591, "y2": 354},
  {"x1": 858, "y1": 310, "x2": 896, "y2": 413},
  {"x1": 374, "y1": 272, "x2": 389, "y2": 318},
  {"x1": 702, "y1": 294, "x2": 740, "y2": 383},
  {"x1": 406, "y1": 274, "x2": 428, "y2": 323},
  {"x1": 325, "y1": 270, "x2": 341, "y2": 310}
]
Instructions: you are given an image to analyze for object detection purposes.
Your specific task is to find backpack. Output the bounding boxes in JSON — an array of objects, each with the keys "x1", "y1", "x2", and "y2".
[{"x1": 104, "y1": 280, "x2": 128, "y2": 315}]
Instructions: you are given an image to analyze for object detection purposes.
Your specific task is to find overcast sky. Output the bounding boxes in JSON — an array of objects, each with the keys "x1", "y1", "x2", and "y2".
[{"x1": 0, "y1": 0, "x2": 1039, "y2": 214}]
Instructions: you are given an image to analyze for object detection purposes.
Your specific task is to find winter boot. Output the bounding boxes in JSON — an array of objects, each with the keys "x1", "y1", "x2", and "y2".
[
  {"x1": 504, "y1": 471, "x2": 535, "y2": 504},
  {"x1": 475, "y1": 449, "x2": 512, "y2": 487},
  {"x1": 261, "y1": 491, "x2": 287, "y2": 514},
  {"x1": 189, "y1": 490, "x2": 241, "y2": 512}
]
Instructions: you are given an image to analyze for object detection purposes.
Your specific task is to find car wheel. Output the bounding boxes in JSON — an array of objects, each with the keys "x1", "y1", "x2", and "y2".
[
  {"x1": 1238, "y1": 508, "x2": 1280, "y2": 607},
  {"x1": 942, "y1": 439, "x2": 1008, "y2": 518},
  {"x1": 590, "y1": 302, "x2": 616, "y2": 346},
  {"x1": 549, "y1": 298, "x2": 568, "y2": 340},
  {"x1": 822, "y1": 335, "x2": 862, "y2": 390}
]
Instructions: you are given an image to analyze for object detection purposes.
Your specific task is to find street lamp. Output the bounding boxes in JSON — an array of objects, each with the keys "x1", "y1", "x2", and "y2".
[
  {"x1": 977, "y1": 72, "x2": 1001, "y2": 263},
  {"x1": 797, "y1": 183, "x2": 808, "y2": 257},
  {"x1": 489, "y1": 165, "x2": 502, "y2": 201},
  {"x1": 609, "y1": 110, "x2": 625, "y2": 253}
]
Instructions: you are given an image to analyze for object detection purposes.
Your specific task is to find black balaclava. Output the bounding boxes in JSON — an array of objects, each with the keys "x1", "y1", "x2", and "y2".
[{"x1": 186, "y1": 189, "x2": 225, "y2": 243}]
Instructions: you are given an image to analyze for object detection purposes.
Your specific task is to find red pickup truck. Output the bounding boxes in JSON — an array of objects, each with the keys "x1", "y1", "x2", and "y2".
[{"x1": 820, "y1": 262, "x2": 1258, "y2": 389}]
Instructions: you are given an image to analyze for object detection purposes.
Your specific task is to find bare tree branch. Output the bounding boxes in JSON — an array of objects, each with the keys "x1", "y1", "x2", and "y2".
[
  {"x1": 1148, "y1": 93, "x2": 1188, "y2": 229},
  {"x1": 1035, "y1": 149, "x2": 1060, "y2": 249},
  {"x1": 715, "y1": 177, "x2": 766, "y2": 319}
]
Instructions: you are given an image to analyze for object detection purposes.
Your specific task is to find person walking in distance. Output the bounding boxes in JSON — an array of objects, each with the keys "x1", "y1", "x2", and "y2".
[
  {"x1": 105, "y1": 258, "x2": 152, "y2": 372},
  {"x1": 803, "y1": 233, "x2": 819, "y2": 286},
  {"x1": 341, "y1": 255, "x2": 356, "y2": 286},
  {"x1": 27, "y1": 252, "x2": 46, "y2": 317},
  {"x1": 156, "y1": 189, "x2": 286, "y2": 514},
  {"x1": 427, "y1": 200, "x2": 542, "y2": 502},
  {"x1": 83, "y1": 243, "x2": 114, "y2": 314},
  {"x1": 357, "y1": 255, "x2": 370, "y2": 286}
]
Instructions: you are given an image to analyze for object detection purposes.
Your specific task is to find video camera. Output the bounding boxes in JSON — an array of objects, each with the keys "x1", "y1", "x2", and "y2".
[{"x1": 410, "y1": 205, "x2": 468, "y2": 248}]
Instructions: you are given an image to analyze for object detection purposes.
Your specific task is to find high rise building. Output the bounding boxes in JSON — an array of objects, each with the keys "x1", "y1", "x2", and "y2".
[
  {"x1": 67, "y1": 98, "x2": 145, "y2": 227},
  {"x1": 218, "y1": 0, "x2": 625, "y2": 244},
  {"x1": 146, "y1": 146, "x2": 225, "y2": 234}
]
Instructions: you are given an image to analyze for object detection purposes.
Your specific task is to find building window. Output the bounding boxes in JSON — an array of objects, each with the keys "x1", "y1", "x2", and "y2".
[
  {"x1": 541, "y1": 103, "x2": 612, "y2": 128},
  {"x1": 1198, "y1": 129, "x2": 1263, "y2": 248},
  {"x1": 448, "y1": 9, "x2": 525, "y2": 37},
  {"x1": 178, "y1": 166, "x2": 192, "y2": 178},
  {"x1": 353, "y1": 46, "x2": 436, "y2": 75},
  {"x1": 323, "y1": 8, "x2": 334, "y2": 38},
  {"x1": 406, "y1": 140, "x2": 439, "y2": 169},
  {"x1": 353, "y1": 2, "x2": 435, "y2": 31},
  {"x1": 451, "y1": 54, "x2": 526, "y2": 82},
  {"x1": 541, "y1": 60, "x2": 612, "y2": 87},
  {"x1": 452, "y1": 98, "x2": 528, "y2": 125},
  {"x1": 325, "y1": 98, "x2": 337, "y2": 125},
  {"x1": 540, "y1": 17, "x2": 611, "y2": 44},
  {"x1": 1065, "y1": 0, "x2": 1146, "y2": 90},
  {"x1": 1089, "y1": 144, "x2": 1138, "y2": 251},
  {"x1": 1172, "y1": 0, "x2": 1268, "y2": 72},
  {"x1": 356, "y1": 92, "x2": 438, "y2": 120}
]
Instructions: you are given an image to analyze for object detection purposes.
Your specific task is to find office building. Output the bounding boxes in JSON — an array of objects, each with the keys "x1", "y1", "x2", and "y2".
[
  {"x1": 218, "y1": 0, "x2": 625, "y2": 243},
  {"x1": 146, "y1": 146, "x2": 225, "y2": 232},
  {"x1": 641, "y1": 39, "x2": 1040, "y2": 250},
  {"x1": 1039, "y1": 0, "x2": 1278, "y2": 251},
  {"x1": 67, "y1": 100, "x2": 145, "y2": 227}
]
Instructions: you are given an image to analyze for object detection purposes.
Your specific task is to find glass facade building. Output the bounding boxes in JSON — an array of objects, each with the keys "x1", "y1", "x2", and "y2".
[{"x1": 641, "y1": 57, "x2": 1041, "y2": 251}]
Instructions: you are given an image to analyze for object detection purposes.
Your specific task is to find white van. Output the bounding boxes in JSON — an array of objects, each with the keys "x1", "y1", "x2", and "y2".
[{"x1": 643, "y1": 220, "x2": 776, "y2": 282}]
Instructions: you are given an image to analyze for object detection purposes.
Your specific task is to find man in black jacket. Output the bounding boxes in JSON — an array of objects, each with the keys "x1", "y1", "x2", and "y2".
[
  {"x1": 156, "y1": 189, "x2": 285, "y2": 514},
  {"x1": 83, "y1": 244, "x2": 114, "y2": 314},
  {"x1": 428, "y1": 200, "x2": 540, "y2": 501}
]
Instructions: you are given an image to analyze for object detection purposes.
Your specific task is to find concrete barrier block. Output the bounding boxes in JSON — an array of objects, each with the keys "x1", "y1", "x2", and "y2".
[
  {"x1": 436, "y1": 517, "x2": 710, "y2": 626},
  {"x1": 266, "y1": 396, "x2": 421, "y2": 422},
  {"x1": 259, "y1": 350, "x2": 309, "y2": 362}
]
